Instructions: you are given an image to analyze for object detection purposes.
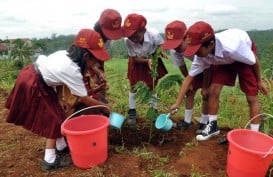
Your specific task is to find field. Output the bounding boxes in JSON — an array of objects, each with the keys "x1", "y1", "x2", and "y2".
[{"x1": 0, "y1": 58, "x2": 272, "y2": 177}]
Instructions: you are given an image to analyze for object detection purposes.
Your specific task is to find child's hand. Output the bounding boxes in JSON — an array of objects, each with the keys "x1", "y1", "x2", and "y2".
[
  {"x1": 59, "y1": 99, "x2": 69, "y2": 112},
  {"x1": 258, "y1": 80, "x2": 268, "y2": 95},
  {"x1": 201, "y1": 88, "x2": 209, "y2": 101},
  {"x1": 147, "y1": 59, "x2": 152, "y2": 70},
  {"x1": 169, "y1": 104, "x2": 179, "y2": 115},
  {"x1": 160, "y1": 51, "x2": 168, "y2": 59}
]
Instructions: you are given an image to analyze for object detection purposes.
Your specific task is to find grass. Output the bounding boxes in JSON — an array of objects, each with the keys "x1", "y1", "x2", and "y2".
[{"x1": 105, "y1": 58, "x2": 273, "y2": 133}]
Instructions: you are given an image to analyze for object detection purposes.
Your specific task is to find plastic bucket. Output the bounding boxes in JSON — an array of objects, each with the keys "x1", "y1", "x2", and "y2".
[
  {"x1": 61, "y1": 115, "x2": 109, "y2": 169},
  {"x1": 155, "y1": 113, "x2": 173, "y2": 131},
  {"x1": 109, "y1": 112, "x2": 125, "y2": 129},
  {"x1": 226, "y1": 129, "x2": 273, "y2": 177}
]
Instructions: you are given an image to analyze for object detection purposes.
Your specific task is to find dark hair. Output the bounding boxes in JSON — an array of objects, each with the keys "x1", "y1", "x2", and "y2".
[
  {"x1": 201, "y1": 35, "x2": 215, "y2": 48},
  {"x1": 93, "y1": 21, "x2": 108, "y2": 42},
  {"x1": 67, "y1": 45, "x2": 89, "y2": 74}
]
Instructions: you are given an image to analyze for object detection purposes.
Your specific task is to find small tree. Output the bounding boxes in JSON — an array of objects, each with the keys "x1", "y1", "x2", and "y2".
[
  {"x1": 133, "y1": 47, "x2": 182, "y2": 142},
  {"x1": 9, "y1": 39, "x2": 35, "y2": 69}
]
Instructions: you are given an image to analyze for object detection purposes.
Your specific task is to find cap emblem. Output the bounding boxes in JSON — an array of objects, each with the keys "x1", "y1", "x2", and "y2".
[
  {"x1": 166, "y1": 31, "x2": 174, "y2": 40},
  {"x1": 78, "y1": 37, "x2": 87, "y2": 44},
  {"x1": 112, "y1": 20, "x2": 120, "y2": 29},
  {"x1": 125, "y1": 19, "x2": 131, "y2": 28},
  {"x1": 201, "y1": 32, "x2": 212, "y2": 40}
]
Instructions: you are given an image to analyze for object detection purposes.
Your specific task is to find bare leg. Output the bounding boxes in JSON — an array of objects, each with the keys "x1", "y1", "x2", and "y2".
[
  {"x1": 46, "y1": 138, "x2": 56, "y2": 149},
  {"x1": 208, "y1": 83, "x2": 223, "y2": 115},
  {"x1": 246, "y1": 95, "x2": 261, "y2": 124}
]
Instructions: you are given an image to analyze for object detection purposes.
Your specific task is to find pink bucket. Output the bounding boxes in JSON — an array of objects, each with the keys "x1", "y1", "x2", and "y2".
[{"x1": 226, "y1": 129, "x2": 273, "y2": 177}]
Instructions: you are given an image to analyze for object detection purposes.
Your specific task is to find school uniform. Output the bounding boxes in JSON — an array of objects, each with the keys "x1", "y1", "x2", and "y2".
[
  {"x1": 170, "y1": 50, "x2": 208, "y2": 90},
  {"x1": 5, "y1": 50, "x2": 87, "y2": 139},
  {"x1": 125, "y1": 28, "x2": 168, "y2": 89},
  {"x1": 189, "y1": 29, "x2": 258, "y2": 96}
]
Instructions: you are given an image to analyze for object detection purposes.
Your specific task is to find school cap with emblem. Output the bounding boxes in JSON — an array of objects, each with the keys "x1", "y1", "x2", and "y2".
[
  {"x1": 73, "y1": 29, "x2": 110, "y2": 61},
  {"x1": 122, "y1": 13, "x2": 147, "y2": 37},
  {"x1": 99, "y1": 9, "x2": 123, "y2": 40},
  {"x1": 162, "y1": 20, "x2": 187, "y2": 50},
  {"x1": 184, "y1": 21, "x2": 214, "y2": 57}
]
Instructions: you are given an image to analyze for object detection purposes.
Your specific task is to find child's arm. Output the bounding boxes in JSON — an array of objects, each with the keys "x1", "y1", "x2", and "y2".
[
  {"x1": 253, "y1": 56, "x2": 268, "y2": 95},
  {"x1": 170, "y1": 75, "x2": 194, "y2": 114}
]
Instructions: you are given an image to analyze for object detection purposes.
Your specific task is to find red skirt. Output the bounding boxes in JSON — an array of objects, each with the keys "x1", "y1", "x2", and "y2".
[
  {"x1": 5, "y1": 64, "x2": 65, "y2": 139},
  {"x1": 127, "y1": 57, "x2": 168, "y2": 90}
]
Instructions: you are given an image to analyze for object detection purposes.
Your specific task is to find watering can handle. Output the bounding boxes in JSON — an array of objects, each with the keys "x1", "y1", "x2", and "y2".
[{"x1": 65, "y1": 105, "x2": 111, "y2": 121}]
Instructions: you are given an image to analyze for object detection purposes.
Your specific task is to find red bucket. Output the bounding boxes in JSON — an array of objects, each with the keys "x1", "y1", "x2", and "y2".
[
  {"x1": 226, "y1": 129, "x2": 273, "y2": 177},
  {"x1": 61, "y1": 115, "x2": 109, "y2": 169}
]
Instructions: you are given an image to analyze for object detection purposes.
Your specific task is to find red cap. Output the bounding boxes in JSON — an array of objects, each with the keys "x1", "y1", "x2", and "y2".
[
  {"x1": 184, "y1": 21, "x2": 214, "y2": 57},
  {"x1": 73, "y1": 29, "x2": 110, "y2": 61},
  {"x1": 162, "y1": 20, "x2": 187, "y2": 50},
  {"x1": 99, "y1": 9, "x2": 123, "y2": 40},
  {"x1": 122, "y1": 13, "x2": 147, "y2": 37}
]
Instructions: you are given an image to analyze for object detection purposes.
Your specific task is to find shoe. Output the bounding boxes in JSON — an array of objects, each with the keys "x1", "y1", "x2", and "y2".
[
  {"x1": 196, "y1": 120, "x2": 220, "y2": 141},
  {"x1": 56, "y1": 146, "x2": 70, "y2": 155},
  {"x1": 127, "y1": 109, "x2": 137, "y2": 125},
  {"x1": 176, "y1": 121, "x2": 190, "y2": 130},
  {"x1": 195, "y1": 123, "x2": 208, "y2": 134},
  {"x1": 42, "y1": 155, "x2": 72, "y2": 171}
]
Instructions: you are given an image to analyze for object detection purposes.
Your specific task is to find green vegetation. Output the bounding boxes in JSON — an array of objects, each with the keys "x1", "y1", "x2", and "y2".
[
  {"x1": 1, "y1": 57, "x2": 272, "y2": 134},
  {"x1": 0, "y1": 30, "x2": 272, "y2": 176}
]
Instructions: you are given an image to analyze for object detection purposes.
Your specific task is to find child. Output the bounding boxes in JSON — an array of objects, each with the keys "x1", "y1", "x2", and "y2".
[
  {"x1": 170, "y1": 21, "x2": 268, "y2": 141},
  {"x1": 60, "y1": 8, "x2": 123, "y2": 114},
  {"x1": 92, "y1": 8, "x2": 123, "y2": 102},
  {"x1": 94, "y1": 8, "x2": 123, "y2": 45},
  {"x1": 5, "y1": 29, "x2": 111, "y2": 171},
  {"x1": 122, "y1": 13, "x2": 168, "y2": 124},
  {"x1": 162, "y1": 20, "x2": 210, "y2": 134}
]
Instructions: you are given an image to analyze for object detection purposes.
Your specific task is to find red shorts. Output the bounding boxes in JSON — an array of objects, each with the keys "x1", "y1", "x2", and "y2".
[
  {"x1": 211, "y1": 62, "x2": 258, "y2": 96},
  {"x1": 127, "y1": 57, "x2": 168, "y2": 90},
  {"x1": 192, "y1": 72, "x2": 209, "y2": 91}
]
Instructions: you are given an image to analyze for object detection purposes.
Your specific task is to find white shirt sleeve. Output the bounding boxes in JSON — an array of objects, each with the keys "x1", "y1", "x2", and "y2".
[
  {"x1": 189, "y1": 56, "x2": 210, "y2": 77},
  {"x1": 170, "y1": 50, "x2": 185, "y2": 67}
]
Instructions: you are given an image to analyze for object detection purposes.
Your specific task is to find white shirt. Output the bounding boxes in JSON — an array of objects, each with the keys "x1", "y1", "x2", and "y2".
[
  {"x1": 124, "y1": 28, "x2": 164, "y2": 57},
  {"x1": 36, "y1": 50, "x2": 87, "y2": 97},
  {"x1": 170, "y1": 49, "x2": 194, "y2": 67},
  {"x1": 189, "y1": 29, "x2": 256, "y2": 77}
]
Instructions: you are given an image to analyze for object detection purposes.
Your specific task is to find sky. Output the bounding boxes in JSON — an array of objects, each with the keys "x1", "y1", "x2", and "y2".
[{"x1": 1, "y1": 0, "x2": 273, "y2": 39}]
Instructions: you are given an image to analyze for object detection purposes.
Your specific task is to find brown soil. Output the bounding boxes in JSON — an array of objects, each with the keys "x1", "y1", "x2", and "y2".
[{"x1": 0, "y1": 88, "x2": 271, "y2": 177}]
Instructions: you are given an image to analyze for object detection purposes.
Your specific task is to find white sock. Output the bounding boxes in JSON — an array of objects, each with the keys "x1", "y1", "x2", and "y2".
[
  {"x1": 129, "y1": 92, "x2": 136, "y2": 109},
  {"x1": 200, "y1": 114, "x2": 209, "y2": 124},
  {"x1": 56, "y1": 137, "x2": 67, "y2": 151},
  {"x1": 184, "y1": 109, "x2": 192, "y2": 123},
  {"x1": 250, "y1": 123, "x2": 260, "y2": 131},
  {"x1": 44, "y1": 149, "x2": 56, "y2": 163},
  {"x1": 208, "y1": 114, "x2": 217, "y2": 122}
]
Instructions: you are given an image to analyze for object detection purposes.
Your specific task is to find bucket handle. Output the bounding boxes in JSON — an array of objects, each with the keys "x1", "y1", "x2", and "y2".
[
  {"x1": 243, "y1": 113, "x2": 273, "y2": 159},
  {"x1": 64, "y1": 105, "x2": 111, "y2": 122},
  {"x1": 262, "y1": 146, "x2": 273, "y2": 159},
  {"x1": 61, "y1": 105, "x2": 111, "y2": 136},
  {"x1": 243, "y1": 113, "x2": 273, "y2": 129}
]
